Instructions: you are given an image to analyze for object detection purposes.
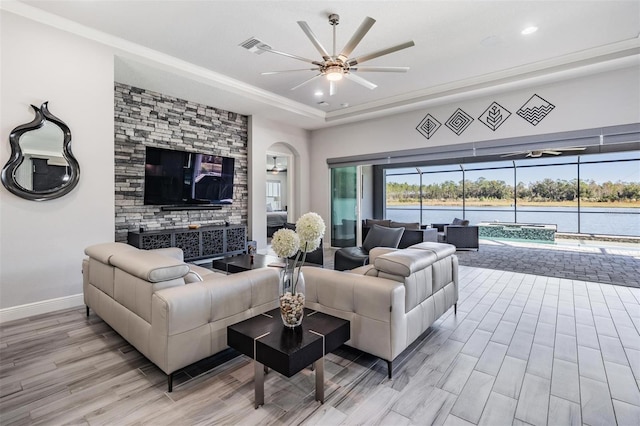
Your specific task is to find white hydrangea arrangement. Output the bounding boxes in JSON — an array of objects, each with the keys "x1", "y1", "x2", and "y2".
[
  {"x1": 296, "y1": 212, "x2": 325, "y2": 248},
  {"x1": 273, "y1": 212, "x2": 325, "y2": 327},
  {"x1": 271, "y1": 212, "x2": 326, "y2": 294},
  {"x1": 271, "y1": 228, "x2": 299, "y2": 259}
]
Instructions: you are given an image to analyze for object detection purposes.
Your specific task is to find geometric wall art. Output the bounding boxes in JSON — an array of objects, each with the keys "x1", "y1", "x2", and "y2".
[
  {"x1": 445, "y1": 108, "x2": 474, "y2": 136},
  {"x1": 416, "y1": 113, "x2": 442, "y2": 139},
  {"x1": 517, "y1": 94, "x2": 555, "y2": 126},
  {"x1": 478, "y1": 101, "x2": 511, "y2": 131},
  {"x1": 415, "y1": 93, "x2": 556, "y2": 138}
]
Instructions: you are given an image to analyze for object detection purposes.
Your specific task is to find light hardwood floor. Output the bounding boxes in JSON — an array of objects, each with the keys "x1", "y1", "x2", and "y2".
[{"x1": 1, "y1": 265, "x2": 640, "y2": 425}]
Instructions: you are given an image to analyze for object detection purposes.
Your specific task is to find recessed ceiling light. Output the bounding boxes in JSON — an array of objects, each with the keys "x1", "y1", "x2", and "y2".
[
  {"x1": 341, "y1": 103, "x2": 350, "y2": 108},
  {"x1": 522, "y1": 26, "x2": 538, "y2": 35},
  {"x1": 314, "y1": 90, "x2": 323, "y2": 96}
]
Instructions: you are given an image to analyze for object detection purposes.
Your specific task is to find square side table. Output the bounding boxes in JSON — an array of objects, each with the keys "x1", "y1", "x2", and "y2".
[{"x1": 227, "y1": 308, "x2": 350, "y2": 408}]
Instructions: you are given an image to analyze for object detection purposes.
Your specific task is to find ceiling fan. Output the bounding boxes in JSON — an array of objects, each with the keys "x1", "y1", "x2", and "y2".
[
  {"x1": 500, "y1": 147, "x2": 587, "y2": 158},
  {"x1": 267, "y1": 156, "x2": 286, "y2": 174},
  {"x1": 247, "y1": 13, "x2": 415, "y2": 96}
]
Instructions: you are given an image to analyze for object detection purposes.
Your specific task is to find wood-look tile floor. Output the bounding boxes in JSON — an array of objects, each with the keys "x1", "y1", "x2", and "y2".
[{"x1": 2, "y1": 266, "x2": 640, "y2": 425}]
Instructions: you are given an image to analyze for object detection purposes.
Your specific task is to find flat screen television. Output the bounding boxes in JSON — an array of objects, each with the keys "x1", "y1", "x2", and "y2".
[{"x1": 143, "y1": 146, "x2": 235, "y2": 206}]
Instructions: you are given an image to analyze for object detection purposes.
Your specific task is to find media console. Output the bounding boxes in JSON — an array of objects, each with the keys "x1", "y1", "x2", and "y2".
[
  {"x1": 127, "y1": 224, "x2": 247, "y2": 261},
  {"x1": 160, "y1": 205, "x2": 223, "y2": 211}
]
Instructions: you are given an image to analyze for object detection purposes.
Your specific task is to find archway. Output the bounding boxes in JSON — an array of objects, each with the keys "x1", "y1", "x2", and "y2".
[{"x1": 265, "y1": 143, "x2": 297, "y2": 239}]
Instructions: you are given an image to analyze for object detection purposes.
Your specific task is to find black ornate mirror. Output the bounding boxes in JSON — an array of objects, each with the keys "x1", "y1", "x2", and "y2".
[{"x1": 1, "y1": 102, "x2": 79, "y2": 201}]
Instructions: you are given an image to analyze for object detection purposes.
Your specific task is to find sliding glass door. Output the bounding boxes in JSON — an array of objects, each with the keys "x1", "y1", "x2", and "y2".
[{"x1": 331, "y1": 166, "x2": 359, "y2": 247}]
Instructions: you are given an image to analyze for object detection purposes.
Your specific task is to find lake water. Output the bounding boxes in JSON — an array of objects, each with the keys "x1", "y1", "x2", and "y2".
[{"x1": 386, "y1": 205, "x2": 640, "y2": 237}]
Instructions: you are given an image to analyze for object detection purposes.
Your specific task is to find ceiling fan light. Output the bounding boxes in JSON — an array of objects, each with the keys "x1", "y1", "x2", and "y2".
[{"x1": 325, "y1": 66, "x2": 343, "y2": 81}]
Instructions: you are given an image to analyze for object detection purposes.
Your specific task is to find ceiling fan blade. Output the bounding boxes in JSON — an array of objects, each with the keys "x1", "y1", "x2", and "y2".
[
  {"x1": 290, "y1": 74, "x2": 322, "y2": 91},
  {"x1": 329, "y1": 80, "x2": 337, "y2": 96},
  {"x1": 558, "y1": 147, "x2": 587, "y2": 151},
  {"x1": 258, "y1": 45, "x2": 323, "y2": 66},
  {"x1": 297, "y1": 21, "x2": 331, "y2": 61},
  {"x1": 337, "y1": 16, "x2": 376, "y2": 62},
  {"x1": 346, "y1": 41, "x2": 415, "y2": 66},
  {"x1": 543, "y1": 151, "x2": 563, "y2": 155},
  {"x1": 344, "y1": 72, "x2": 377, "y2": 90},
  {"x1": 261, "y1": 68, "x2": 318, "y2": 75},
  {"x1": 350, "y1": 66, "x2": 410, "y2": 72}
]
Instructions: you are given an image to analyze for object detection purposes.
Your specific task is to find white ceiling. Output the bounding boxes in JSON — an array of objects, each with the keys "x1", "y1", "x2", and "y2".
[{"x1": 12, "y1": 1, "x2": 640, "y2": 129}]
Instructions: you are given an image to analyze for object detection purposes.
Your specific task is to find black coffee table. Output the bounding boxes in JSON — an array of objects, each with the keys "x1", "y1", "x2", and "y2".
[
  {"x1": 212, "y1": 253, "x2": 280, "y2": 274},
  {"x1": 227, "y1": 308, "x2": 350, "y2": 408}
]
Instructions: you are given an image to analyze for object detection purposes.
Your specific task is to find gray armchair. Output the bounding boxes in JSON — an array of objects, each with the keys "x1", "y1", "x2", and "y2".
[
  {"x1": 334, "y1": 224, "x2": 404, "y2": 271},
  {"x1": 432, "y1": 219, "x2": 479, "y2": 250}
]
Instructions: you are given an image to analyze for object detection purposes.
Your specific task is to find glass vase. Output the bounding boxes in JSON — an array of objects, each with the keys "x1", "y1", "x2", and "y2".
[{"x1": 279, "y1": 266, "x2": 305, "y2": 328}]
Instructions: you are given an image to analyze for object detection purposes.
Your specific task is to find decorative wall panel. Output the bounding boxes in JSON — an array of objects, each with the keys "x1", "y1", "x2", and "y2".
[
  {"x1": 202, "y1": 229, "x2": 225, "y2": 256},
  {"x1": 128, "y1": 225, "x2": 246, "y2": 261},
  {"x1": 174, "y1": 232, "x2": 200, "y2": 260},
  {"x1": 140, "y1": 233, "x2": 172, "y2": 250},
  {"x1": 226, "y1": 227, "x2": 247, "y2": 253}
]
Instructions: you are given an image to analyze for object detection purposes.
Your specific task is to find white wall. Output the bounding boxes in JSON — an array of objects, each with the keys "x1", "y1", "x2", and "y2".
[
  {"x1": 0, "y1": 12, "x2": 115, "y2": 316},
  {"x1": 248, "y1": 116, "x2": 311, "y2": 249},
  {"x1": 309, "y1": 65, "x2": 640, "y2": 235}
]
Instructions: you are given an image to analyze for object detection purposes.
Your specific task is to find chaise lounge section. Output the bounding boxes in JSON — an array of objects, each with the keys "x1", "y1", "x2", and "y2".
[
  {"x1": 82, "y1": 242, "x2": 280, "y2": 391},
  {"x1": 303, "y1": 241, "x2": 458, "y2": 378}
]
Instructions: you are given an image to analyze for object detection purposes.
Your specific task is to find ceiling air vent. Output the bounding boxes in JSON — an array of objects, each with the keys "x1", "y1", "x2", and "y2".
[{"x1": 239, "y1": 37, "x2": 270, "y2": 54}]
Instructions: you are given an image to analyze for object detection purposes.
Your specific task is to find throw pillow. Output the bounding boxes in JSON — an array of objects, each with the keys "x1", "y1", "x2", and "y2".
[
  {"x1": 267, "y1": 203, "x2": 273, "y2": 212},
  {"x1": 451, "y1": 218, "x2": 464, "y2": 225},
  {"x1": 362, "y1": 224, "x2": 405, "y2": 253}
]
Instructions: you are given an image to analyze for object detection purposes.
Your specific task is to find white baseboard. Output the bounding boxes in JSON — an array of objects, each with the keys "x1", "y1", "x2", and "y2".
[{"x1": 0, "y1": 294, "x2": 84, "y2": 324}]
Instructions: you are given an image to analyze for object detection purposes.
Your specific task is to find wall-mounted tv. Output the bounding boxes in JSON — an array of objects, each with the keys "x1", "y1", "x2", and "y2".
[{"x1": 143, "y1": 146, "x2": 235, "y2": 206}]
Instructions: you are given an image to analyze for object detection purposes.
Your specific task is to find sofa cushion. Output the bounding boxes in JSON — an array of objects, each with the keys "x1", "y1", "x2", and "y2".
[
  {"x1": 374, "y1": 248, "x2": 437, "y2": 278},
  {"x1": 150, "y1": 247, "x2": 184, "y2": 261},
  {"x1": 183, "y1": 264, "x2": 225, "y2": 283},
  {"x1": 368, "y1": 247, "x2": 399, "y2": 264},
  {"x1": 362, "y1": 224, "x2": 405, "y2": 253},
  {"x1": 364, "y1": 219, "x2": 391, "y2": 227},
  {"x1": 410, "y1": 242, "x2": 457, "y2": 259},
  {"x1": 85, "y1": 242, "x2": 137, "y2": 264},
  {"x1": 390, "y1": 221, "x2": 420, "y2": 230},
  {"x1": 349, "y1": 264, "x2": 380, "y2": 276},
  {"x1": 110, "y1": 250, "x2": 190, "y2": 283}
]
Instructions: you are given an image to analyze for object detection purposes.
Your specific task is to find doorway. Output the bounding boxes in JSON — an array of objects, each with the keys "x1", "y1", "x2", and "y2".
[{"x1": 266, "y1": 153, "x2": 291, "y2": 237}]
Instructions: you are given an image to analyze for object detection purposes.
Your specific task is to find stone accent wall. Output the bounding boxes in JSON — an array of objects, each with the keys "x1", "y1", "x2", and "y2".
[{"x1": 114, "y1": 82, "x2": 248, "y2": 242}]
